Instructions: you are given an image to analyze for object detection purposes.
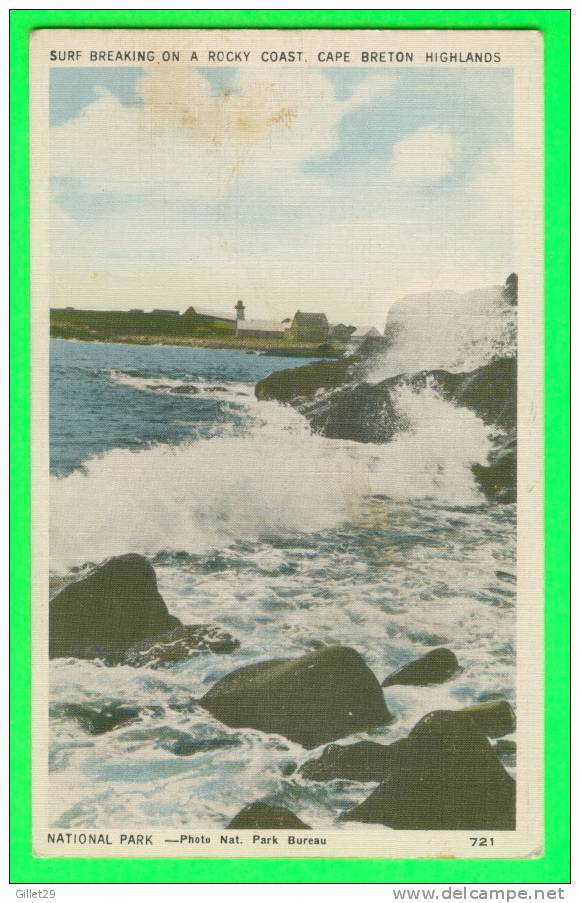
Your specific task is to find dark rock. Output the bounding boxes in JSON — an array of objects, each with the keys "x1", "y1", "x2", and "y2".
[
  {"x1": 228, "y1": 803, "x2": 310, "y2": 830},
  {"x1": 355, "y1": 335, "x2": 392, "y2": 359},
  {"x1": 255, "y1": 357, "x2": 356, "y2": 403},
  {"x1": 49, "y1": 554, "x2": 239, "y2": 663},
  {"x1": 169, "y1": 735, "x2": 240, "y2": 757},
  {"x1": 451, "y1": 701, "x2": 516, "y2": 739},
  {"x1": 52, "y1": 702, "x2": 143, "y2": 735},
  {"x1": 256, "y1": 357, "x2": 516, "y2": 444},
  {"x1": 201, "y1": 646, "x2": 393, "y2": 749},
  {"x1": 382, "y1": 648, "x2": 460, "y2": 688},
  {"x1": 394, "y1": 358, "x2": 516, "y2": 432},
  {"x1": 342, "y1": 710, "x2": 515, "y2": 830},
  {"x1": 300, "y1": 739, "x2": 406, "y2": 782},
  {"x1": 447, "y1": 358, "x2": 516, "y2": 432},
  {"x1": 119, "y1": 624, "x2": 240, "y2": 668},
  {"x1": 503, "y1": 273, "x2": 518, "y2": 305},
  {"x1": 305, "y1": 381, "x2": 398, "y2": 443},
  {"x1": 472, "y1": 430, "x2": 516, "y2": 503},
  {"x1": 49, "y1": 554, "x2": 180, "y2": 659},
  {"x1": 169, "y1": 385, "x2": 200, "y2": 395}
]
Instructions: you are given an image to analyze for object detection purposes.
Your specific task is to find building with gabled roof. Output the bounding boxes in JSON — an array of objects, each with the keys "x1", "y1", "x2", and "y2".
[{"x1": 288, "y1": 311, "x2": 329, "y2": 343}]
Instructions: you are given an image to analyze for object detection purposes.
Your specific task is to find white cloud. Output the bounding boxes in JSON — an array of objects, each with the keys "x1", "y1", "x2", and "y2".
[
  {"x1": 391, "y1": 125, "x2": 460, "y2": 185},
  {"x1": 51, "y1": 68, "x2": 396, "y2": 200},
  {"x1": 48, "y1": 71, "x2": 512, "y2": 324}
]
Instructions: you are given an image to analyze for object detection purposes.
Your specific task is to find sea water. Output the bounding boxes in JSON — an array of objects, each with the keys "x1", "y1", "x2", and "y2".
[{"x1": 49, "y1": 335, "x2": 516, "y2": 829}]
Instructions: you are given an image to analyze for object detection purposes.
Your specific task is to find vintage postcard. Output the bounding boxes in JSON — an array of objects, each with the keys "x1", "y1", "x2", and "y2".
[{"x1": 29, "y1": 28, "x2": 544, "y2": 859}]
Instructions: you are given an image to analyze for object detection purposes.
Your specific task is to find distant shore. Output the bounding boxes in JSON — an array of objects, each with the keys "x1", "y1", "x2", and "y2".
[{"x1": 50, "y1": 329, "x2": 345, "y2": 359}]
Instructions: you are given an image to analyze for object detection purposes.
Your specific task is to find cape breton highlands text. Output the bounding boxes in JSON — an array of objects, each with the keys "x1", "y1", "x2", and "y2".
[{"x1": 49, "y1": 49, "x2": 502, "y2": 64}]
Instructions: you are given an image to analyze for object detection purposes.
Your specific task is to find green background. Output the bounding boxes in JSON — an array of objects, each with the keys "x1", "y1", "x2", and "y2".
[{"x1": 10, "y1": 8, "x2": 570, "y2": 885}]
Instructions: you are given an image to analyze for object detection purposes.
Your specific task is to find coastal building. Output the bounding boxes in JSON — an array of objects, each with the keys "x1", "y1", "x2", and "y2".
[
  {"x1": 350, "y1": 326, "x2": 381, "y2": 345},
  {"x1": 236, "y1": 319, "x2": 288, "y2": 340},
  {"x1": 329, "y1": 323, "x2": 357, "y2": 343},
  {"x1": 288, "y1": 311, "x2": 329, "y2": 343}
]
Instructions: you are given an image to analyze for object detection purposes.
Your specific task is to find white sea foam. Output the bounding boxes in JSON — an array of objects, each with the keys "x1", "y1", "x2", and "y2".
[
  {"x1": 48, "y1": 284, "x2": 517, "y2": 830},
  {"x1": 108, "y1": 370, "x2": 251, "y2": 399},
  {"x1": 368, "y1": 285, "x2": 516, "y2": 382},
  {"x1": 50, "y1": 386, "x2": 492, "y2": 572}
]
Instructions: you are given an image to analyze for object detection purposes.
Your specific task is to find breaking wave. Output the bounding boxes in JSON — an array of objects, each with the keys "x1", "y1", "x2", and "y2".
[
  {"x1": 50, "y1": 386, "x2": 493, "y2": 572},
  {"x1": 368, "y1": 284, "x2": 516, "y2": 382}
]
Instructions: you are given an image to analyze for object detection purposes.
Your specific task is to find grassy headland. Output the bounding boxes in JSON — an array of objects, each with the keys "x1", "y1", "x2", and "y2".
[{"x1": 50, "y1": 309, "x2": 344, "y2": 358}]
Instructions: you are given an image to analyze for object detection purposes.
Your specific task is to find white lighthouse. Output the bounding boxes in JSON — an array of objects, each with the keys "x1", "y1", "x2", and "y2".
[{"x1": 235, "y1": 300, "x2": 246, "y2": 321}]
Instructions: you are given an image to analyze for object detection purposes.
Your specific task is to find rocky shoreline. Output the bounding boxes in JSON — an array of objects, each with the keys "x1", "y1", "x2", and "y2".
[
  {"x1": 50, "y1": 553, "x2": 516, "y2": 831},
  {"x1": 256, "y1": 351, "x2": 516, "y2": 504},
  {"x1": 49, "y1": 275, "x2": 517, "y2": 829}
]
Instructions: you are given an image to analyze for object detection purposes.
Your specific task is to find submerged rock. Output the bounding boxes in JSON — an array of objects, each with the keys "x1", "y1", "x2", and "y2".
[
  {"x1": 52, "y1": 702, "x2": 144, "y2": 735},
  {"x1": 300, "y1": 740, "x2": 405, "y2": 783},
  {"x1": 119, "y1": 624, "x2": 240, "y2": 668},
  {"x1": 228, "y1": 803, "x2": 310, "y2": 829},
  {"x1": 50, "y1": 553, "x2": 239, "y2": 663},
  {"x1": 169, "y1": 734, "x2": 241, "y2": 757},
  {"x1": 382, "y1": 648, "x2": 460, "y2": 688},
  {"x1": 342, "y1": 710, "x2": 515, "y2": 830},
  {"x1": 169, "y1": 384, "x2": 200, "y2": 395},
  {"x1": 201, "y1": 646, "x2": 393, "y2": 749}
]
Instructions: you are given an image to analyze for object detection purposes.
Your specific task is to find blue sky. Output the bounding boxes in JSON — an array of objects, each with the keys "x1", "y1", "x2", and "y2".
[{"x1": 49, "y1": 66, "x2": 514, "y2": 325}]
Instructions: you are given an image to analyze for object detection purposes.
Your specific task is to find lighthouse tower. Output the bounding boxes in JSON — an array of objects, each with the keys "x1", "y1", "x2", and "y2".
[{"x1": 235, "y1": 300, "x2": 246, "y2": 321}]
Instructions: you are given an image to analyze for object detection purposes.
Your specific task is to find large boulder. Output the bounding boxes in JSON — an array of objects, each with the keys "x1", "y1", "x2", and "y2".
[
  {"x1": 49, "y1": 554, "x2": 239, "y2": 662},
  {"x1": 50, "y1": 554, "x2": 179, "y2": 659},
  {"x1": 201, "y1": 646, "x2": 393, "y2": 749},
  {"x1": 342, "y1": 710, "x2": 515, "y2": 830},
  {"x1": 382, "y1": 648, "x2": 460, "y2": 688},
  {"x1": 228, "y1": 803, "x2": 310, "y2": 829}
]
